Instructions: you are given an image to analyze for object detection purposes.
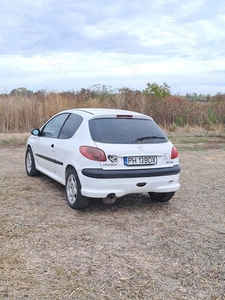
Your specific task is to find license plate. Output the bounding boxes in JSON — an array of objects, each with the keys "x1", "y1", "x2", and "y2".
[{"x1": 124, "y1": 156, "x2": 157, "y2": 166}]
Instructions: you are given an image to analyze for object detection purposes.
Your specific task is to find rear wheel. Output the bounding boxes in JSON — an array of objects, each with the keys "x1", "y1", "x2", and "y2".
[
  {"x1": 25, "y1": 147, "x2": 39, "y2": 176},
  {"x1": 148, "y1": 192, "x2": 175, "y2": 202},
  {"x1": 65, "y1": 168, "x2": 89, "y2": 210}
]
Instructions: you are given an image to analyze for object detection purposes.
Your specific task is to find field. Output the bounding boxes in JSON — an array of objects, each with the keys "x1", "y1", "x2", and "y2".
[
  {"x1": 0, "y1": 89, "x2": 225, "y2": 133},
  {"x1": 0, "y1": 133, "x2": 225, "y2": 299}
]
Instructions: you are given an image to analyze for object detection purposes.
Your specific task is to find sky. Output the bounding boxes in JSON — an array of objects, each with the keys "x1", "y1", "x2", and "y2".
[{"x1": 0, "y1": 0, "x2": 225, "y2": 95}]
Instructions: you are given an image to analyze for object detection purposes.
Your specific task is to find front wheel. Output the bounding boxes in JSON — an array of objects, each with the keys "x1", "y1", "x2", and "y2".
[
  {"x1": 148, "y1": 192, "x2": 175, "y2": 202},
  {"x1": 25, "y1": 147, "x2": 39, "y2": 176},
  {"x1": 65, "y1": 168, "x2": 89, "y2": 210}
]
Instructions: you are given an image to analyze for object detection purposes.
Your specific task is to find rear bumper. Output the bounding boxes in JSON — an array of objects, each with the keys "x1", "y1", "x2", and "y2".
[
  {"x1": 81, "y1": 165, "x2": 180, "y2": 179},
  {"x1": 78, "y1": 165, "x2": 180, "y2": 198}
]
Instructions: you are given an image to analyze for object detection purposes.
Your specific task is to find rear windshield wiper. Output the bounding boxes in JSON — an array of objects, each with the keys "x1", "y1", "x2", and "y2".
[{"x1": 136, "y1": 136, "x2": 165, "y2": 141}]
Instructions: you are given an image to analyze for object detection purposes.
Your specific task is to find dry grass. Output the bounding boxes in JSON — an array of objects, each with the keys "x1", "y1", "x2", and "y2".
[
  {"x1": 1, "y1": 92, "x2": 225, "y2": 133},
  {"x1": 0, "y1": 138, "x2": 225, "y2": 299}
]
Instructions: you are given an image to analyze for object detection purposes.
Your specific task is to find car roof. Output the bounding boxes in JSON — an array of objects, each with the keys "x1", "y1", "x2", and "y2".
[{"x1": 63, "y1": 108, "x2": 152, "y2": 119}]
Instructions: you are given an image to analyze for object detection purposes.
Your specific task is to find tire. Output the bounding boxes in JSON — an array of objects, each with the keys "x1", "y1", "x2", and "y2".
[
  {"x1": 25, "y1": 147, "x2": 39, "y2": 176},
  {"x1": 148, "y1": 192, "x2": 175, "y2": 202},
  {"x1": 65, "y1": 168, "x2": 89, "y2": 210}
]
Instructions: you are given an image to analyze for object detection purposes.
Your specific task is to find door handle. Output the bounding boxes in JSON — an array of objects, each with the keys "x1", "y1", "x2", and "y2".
[{"x1": 51, "y1": 144, "x2": 54, "y2": 148}]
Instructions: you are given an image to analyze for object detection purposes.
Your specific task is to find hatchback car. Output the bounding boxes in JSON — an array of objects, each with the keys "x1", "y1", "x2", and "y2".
[{"x1": 25, "y1": 108, "x2": 180, "y2": 209}]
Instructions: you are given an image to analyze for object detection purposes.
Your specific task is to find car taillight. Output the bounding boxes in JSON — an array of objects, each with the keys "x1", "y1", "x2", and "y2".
[
  {"x1": 171, "y1": 146, "x2": 178, "y2": 159},
  {"x1": 79, "y1": 146, "x2": 106, "y2": 161}
]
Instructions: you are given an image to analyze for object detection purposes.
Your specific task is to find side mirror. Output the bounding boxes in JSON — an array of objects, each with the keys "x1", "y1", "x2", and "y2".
[{"x1": 31, "y1": 129, "x2": 40, "y2": 136}]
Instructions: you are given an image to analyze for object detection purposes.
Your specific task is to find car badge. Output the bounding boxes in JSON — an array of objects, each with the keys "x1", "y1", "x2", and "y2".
[{"x1": 108, "y1": 155, "x2": 118, "y2": 163}]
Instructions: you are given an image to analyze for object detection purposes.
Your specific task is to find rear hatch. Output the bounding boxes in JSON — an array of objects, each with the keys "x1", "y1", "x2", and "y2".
[{"x1": 89, "y1": 115, "x2": 175, "y2": 170}]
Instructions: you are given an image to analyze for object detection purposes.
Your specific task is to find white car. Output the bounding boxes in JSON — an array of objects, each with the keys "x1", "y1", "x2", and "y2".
[{"x1": 25, "y1": 108, "x2": 180, "y2": 209}]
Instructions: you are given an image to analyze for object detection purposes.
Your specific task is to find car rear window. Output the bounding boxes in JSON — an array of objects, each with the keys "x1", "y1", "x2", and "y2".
[{"x1": 89, "y1": 118, "x2": 168, "y2": 144}]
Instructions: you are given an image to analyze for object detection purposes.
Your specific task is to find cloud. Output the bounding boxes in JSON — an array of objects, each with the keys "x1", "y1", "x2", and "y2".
[{"x1": 0, "y1": 0, "x2": 224, "y2": 94}]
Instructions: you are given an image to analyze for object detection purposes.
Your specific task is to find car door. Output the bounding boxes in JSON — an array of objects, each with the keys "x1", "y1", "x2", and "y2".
[{"x1": 34, "y1": 113, "x2": 69, "y2": 174}]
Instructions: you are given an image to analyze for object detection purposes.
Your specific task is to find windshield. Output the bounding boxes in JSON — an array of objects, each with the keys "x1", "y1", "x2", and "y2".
[{"x1": 89, "y1": 118, "x2": 168, "y2": 144}]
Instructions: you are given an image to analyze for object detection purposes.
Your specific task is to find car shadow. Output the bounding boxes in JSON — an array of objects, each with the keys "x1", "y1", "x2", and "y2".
[
  {"x1": 37, "y1": 173, "x2": 170, "y2": 213},
  {"x1": 84, "y1": 193, "x2": 170, "y2": 213}
]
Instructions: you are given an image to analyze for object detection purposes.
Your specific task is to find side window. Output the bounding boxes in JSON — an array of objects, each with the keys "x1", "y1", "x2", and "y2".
[
  {"x1": 42, "y1": 114, "x2": 69, "y2": 138},
  {"x1": 59, "y1": 114, "x2": 83, "y2": 139}
]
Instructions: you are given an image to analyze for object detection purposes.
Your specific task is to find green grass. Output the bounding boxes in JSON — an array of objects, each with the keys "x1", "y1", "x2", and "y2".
[
  {"x1": 0, "y1": 132, "x2": 224, "y2": 151},
  {"x1": 0, "y1": 133, "x2": 29, "y2": 147},
  {"x1": 169, "y1": 134, "x2": 225, "y2": 151}
]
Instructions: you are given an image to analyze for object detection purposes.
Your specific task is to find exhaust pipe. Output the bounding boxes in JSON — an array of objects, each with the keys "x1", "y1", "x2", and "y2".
[{"x1": 102, "y1": 193, "x2": 117, "y2": 205}]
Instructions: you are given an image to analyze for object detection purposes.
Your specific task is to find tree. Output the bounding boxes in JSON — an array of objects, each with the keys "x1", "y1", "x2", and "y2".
[
  {"x1": 10, "y1": 87, "x2": 33, "y2": 96},
  {"x1": 143, "y1": 82, "x2": 171, "y2": 99}
]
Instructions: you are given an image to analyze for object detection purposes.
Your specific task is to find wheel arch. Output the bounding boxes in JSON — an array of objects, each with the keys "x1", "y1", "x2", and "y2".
[{"x1": 65, "y1": 164, "x2": 76, "y2": 177}]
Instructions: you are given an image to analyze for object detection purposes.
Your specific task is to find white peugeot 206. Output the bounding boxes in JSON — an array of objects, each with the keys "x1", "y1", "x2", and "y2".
[{"x1": 25, "y1": 108, "x2": 180, "y2": 209}]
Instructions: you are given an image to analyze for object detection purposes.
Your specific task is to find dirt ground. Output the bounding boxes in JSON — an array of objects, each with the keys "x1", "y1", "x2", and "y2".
[{"x1": 0, "y1": 144, "x2": 224, "y2": 300}]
